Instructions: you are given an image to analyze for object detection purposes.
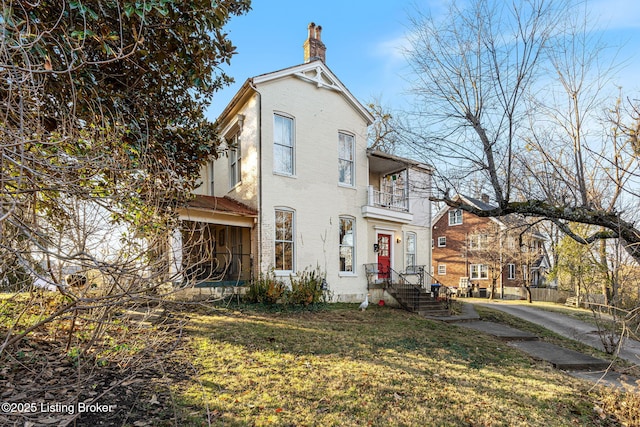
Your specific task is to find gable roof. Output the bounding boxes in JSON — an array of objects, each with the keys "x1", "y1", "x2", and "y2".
[
  {"x1": 432, "y1": 194, "x2": 546, "y2": 240},
  {"x1": 463, "y1": 195, "x2": 496, "y2": 211},
  {"x1": 217, "y1": 59, "x2": 374, "y2": 127},
  {"x1": 432, "y1": 194, "x2": 502, "y2": 226}
]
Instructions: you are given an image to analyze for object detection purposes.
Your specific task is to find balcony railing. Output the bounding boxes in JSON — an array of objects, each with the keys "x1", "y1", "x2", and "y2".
[{"x1": 367, "y1": 185, "x2": 409, "y2": 212}]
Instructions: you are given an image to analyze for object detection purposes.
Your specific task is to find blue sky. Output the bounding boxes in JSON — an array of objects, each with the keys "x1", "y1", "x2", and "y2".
[{"x1": 206, "y1": 0, "x2": 640, "y2": 120}]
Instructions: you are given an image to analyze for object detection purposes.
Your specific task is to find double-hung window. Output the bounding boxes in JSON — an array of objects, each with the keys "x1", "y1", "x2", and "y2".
[
  {"x1": 469, "y1": 233, "x2": 488, "y2": 249},
  {"x1": 208, "y1": 161, "x2": 215, "y2": 195},
  {"x1": 338, "y1": 132, "x2": 354, "y2": 186},
  {"x1": 470, "y1": 264, "x2": 488, "y2": 280},
  {"x1": 448, "y1": 209, "x2": 463, "y2": 225},
  {"x1": 405, "y1": 232, "x2": 416, "y2": 268},
  {"x1": 507, "y1": 264, "x2": 516, "y2": 280},
  {"x1": 274, "y1": 114, "x2": 294, "y2": 175},
  {"x1": 339, "y1": 216, "x2": 355, "y2": 273},
  {"x1": 274, "y1": 209, "x2": 294, "y2": 272},
  {"x1": 228, "y1": 133, "x2": 241, "y2": 188}
]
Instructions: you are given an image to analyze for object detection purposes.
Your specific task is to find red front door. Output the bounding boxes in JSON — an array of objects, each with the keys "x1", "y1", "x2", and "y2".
[{"x1": 377, "y1": 234, "x2": 391, "y2": 279}]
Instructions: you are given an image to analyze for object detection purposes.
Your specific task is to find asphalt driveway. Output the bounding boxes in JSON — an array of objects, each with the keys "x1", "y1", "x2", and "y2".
[{"x1": 468, "y1": 300, "x2": 640, "y2": 365}]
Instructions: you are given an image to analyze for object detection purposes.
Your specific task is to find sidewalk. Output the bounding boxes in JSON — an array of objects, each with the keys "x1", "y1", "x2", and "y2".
[
  {"x1": 423, "y1": 299, "x2": 480, "y2": 322},
  {"x1": 472, "y1": 300, "x2": 640, "y2": 365},
  {"x1": 429, "y1": 302, "x2": 639, "y2": 391}
]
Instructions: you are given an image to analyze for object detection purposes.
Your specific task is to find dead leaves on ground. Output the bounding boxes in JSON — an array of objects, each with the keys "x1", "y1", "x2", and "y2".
[{"x1": 0, "y1": 309, "x2": 190, "y2": 426}]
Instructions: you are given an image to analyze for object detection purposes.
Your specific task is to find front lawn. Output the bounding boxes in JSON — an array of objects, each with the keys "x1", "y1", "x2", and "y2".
[
  {"x1": 173, "y1": 303, "x2": 632, "y2": 426},
  {"x1": 2, "y1": 295, "x2": 638, "y2": 426}
]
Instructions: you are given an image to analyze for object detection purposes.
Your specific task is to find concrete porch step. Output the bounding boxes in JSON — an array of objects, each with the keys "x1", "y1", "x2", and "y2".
[{"x1": 385, "y1": 283, "x2": 450, "y2": 316}]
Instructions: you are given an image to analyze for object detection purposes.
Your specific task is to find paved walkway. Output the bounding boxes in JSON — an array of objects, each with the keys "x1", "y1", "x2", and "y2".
[
  {"x1": 470, "y1": 300, "x2": 640, "y2": 365},
  {"x1": 427, "y1": 301, "x2": 639, "y2": 391},
  {"x1": 424, "y1": 299, "x2": 480, "y2": 322}
]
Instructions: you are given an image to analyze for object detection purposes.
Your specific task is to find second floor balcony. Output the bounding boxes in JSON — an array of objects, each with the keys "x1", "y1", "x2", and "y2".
[
  {"x1": 362, "y1": 149, "x2": 433, "y2": 224},
  {"x1": 368, "y1": 186, "x2": 409, "y2": 212},
  {"x1": 362, "y1": 184, "x2": 413, "y2": 223}
]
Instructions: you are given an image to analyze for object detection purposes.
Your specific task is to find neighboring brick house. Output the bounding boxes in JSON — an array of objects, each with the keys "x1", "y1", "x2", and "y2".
[{"x1": 431, "y1": 195, "x2": 549, "y2": 296}]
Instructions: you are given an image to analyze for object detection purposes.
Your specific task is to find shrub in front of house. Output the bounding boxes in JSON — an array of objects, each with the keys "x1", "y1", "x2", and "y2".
[
  {"x1": 244, "y1": 271, "x2": 287, "y2": 304},
  {"x1": 245, "y1": 267, "x2": 328, "y2": 306},
  {"x1": 288, "y1": 267, "x2": 326, "y2": 306}
]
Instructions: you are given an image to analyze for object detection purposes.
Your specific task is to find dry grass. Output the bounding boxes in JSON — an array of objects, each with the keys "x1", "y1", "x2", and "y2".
[
  {"x1": 2, "y1": 294, "x2": 638, "y2": 426},
  {"x1": 174, "y1": 303, "x2": 630, "y2": 427}
]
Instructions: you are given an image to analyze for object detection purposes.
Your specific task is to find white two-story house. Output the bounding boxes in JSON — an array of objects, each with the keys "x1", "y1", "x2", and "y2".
[{"x1": 176, "y1": 23, "x2": 432, "y2": 303}]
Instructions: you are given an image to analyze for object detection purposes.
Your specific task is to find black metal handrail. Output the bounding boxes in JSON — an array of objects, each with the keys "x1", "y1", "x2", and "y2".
[
  {"x1": 364, "y1": 263, "x2": 451, "y2": 313},
  {"x1": 399, "y1": 265, "x2": 427, "y2": 287},
  {"x1": 386, "y1": 266, "x2": 430, "y2": 312}
]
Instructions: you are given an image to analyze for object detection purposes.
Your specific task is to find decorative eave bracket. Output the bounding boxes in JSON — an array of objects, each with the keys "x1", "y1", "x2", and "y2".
[{"x1": 294, "y1": 66, "x2": 342, "y2": 93}]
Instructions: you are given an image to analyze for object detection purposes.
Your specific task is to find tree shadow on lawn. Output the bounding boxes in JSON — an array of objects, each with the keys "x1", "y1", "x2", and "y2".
[{"x1": 173, "y1": 305, "x2": 611, "y2": 427}]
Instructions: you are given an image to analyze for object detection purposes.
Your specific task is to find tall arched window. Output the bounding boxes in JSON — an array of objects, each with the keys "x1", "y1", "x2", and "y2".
[
  {"x1": 405, "y1": 232, "x2": 416, "y2": 268},
  {"x1": 338, "y1": 132, "x2": 354, "y2": 186},
  {"x1": 274, "y1": 208, "x2": 295, "y2": 272},
  {"x1": 339, "y1": 216, "x2": 355, "y2": 273},
  {"x1": 274, "y1": 114, "x2": 294, "y2": 175},
  {"x1": 228, "y1": 132, "x2": 241, "y2": 188}
]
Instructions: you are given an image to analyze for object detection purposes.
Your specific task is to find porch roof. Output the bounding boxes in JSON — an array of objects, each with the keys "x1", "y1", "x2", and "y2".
[
  {"x1": 367, "y1": 149, "x2": 432, "y2": 175},
  {"x1": 187, "y1": 195, "x2": 257, "y2": 217}
]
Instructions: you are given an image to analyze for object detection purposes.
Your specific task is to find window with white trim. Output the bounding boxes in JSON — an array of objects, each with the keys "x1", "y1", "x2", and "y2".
[
  {"x1": 209, "y1": 161, "x2": 215, "y2": 195},
  {"x1": 448, "y1": 209, "x2": 463, "y2": 225},
  {"x1": 437, "y1": 236, "x2": 446, "y2": 247},
  {"x1": 275, "y1": 209, "x2": 295, "y2": 272},
  {"x1": 469, "y1": 233, "x2": 488, "y2": 249},
  {"x1": 274, "y1": 114, "x2": 294, "y2": 175},
  {"x1": 470, "y1": 264, "x2": 488, "y2": 280},
  {"x1": 339, "y1": 216, "x2": 355, "y2": 273},
  {"x1": 437, "y1": 264, "x2": 446, "y2": 275},
  {"x1": 507, "y1": 263, "x2": 516, "y2": 279},
  {"x1": 228, "y1": 133, "x2": 241, "y2": 188},
  {"x1": 405, "y1": 232, "x2": 416, "y2": 268},
  {"x1": 338, "y1": 132, "x2": 354, "y2": 186}
]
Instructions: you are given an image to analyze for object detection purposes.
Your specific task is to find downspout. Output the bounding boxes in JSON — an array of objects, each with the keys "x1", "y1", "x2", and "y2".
[
  {"x1": 499, "y1": 231, "x2": 504, "y2": 299},
  {"x1": 249, "y1": 79, "x2": 263, "y2": 276}
]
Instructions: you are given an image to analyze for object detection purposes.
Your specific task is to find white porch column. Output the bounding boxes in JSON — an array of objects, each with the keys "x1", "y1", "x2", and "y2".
[
  {"x1": 168, "y1": 228, "x2": 183, "y2": 284},
  {"x1": 368, "y1": 185, "x2": 375, "y2": 206}
]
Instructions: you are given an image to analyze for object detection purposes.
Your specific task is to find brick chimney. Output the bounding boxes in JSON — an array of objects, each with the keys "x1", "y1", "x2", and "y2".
[{"x1": 303, "y1": 22, "x2": 326, "y2": 63}]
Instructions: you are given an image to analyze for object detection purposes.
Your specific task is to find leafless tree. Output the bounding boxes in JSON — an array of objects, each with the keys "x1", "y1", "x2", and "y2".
[
  {"x1": 404, "y1": 0, "x2": 640, "y2": 264},
  {"x1": 403, "y1": 0, "x2": 640, "y2": 361},
  {"x1": 367, "y1": 99, "x2": 404, "y2": 154}
]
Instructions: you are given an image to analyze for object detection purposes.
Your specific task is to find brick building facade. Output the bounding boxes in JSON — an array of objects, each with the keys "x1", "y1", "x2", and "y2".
[{"x1": 431, "y1": 195, "x2": 549, "y2": 293}]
